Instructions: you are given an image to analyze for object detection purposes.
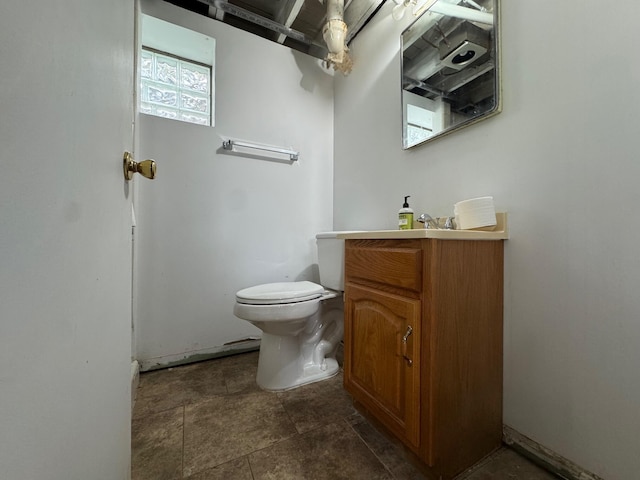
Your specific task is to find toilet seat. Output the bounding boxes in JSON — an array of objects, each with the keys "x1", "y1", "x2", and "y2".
[{"x1": 236, "y1": 281, "x2": 325, "y2": 305}]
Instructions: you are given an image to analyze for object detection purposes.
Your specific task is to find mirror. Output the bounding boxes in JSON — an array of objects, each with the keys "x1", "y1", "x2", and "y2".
[{"x1": 401, "y1": 0, "x2": 500, "y2": 148}]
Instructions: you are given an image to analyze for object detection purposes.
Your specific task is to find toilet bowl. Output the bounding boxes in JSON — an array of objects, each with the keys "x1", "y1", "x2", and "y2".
[{"x1": 233, "y1": 232, "x2": 347, "y2": 391}]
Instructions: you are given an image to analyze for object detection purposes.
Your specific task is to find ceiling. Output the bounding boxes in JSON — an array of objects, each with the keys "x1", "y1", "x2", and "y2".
[{"x1": 165, "y1": 0, "x2": 386, "y2": 60}]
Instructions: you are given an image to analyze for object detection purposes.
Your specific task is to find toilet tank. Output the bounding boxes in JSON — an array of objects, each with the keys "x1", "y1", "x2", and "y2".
[{"x1": 316, "y1": 231, "x2": 351, "y2": 291}]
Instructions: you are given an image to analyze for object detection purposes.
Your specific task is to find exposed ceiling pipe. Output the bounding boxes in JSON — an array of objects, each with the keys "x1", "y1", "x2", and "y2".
[
  {"x1": 321, "y1": 0, "x2": 353, "y2": 74},
  {"x1": 429, "y1": 2, "x2": 493, "y2": 25}
]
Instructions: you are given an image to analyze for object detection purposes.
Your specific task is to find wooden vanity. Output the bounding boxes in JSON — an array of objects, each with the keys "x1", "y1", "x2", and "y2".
[{"x1": 338, "y1": 225, "x2": 506, "y2": 479}]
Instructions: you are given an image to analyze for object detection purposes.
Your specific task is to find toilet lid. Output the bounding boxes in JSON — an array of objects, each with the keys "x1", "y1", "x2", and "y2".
[{"x1": 236, "y1": 281, "x2": 324, "y2": 305}]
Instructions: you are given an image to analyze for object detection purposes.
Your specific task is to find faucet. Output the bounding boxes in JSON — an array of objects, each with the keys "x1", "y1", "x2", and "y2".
[
  {"x1": 417, "y1": 213, "x2": 455, "y2": 229},
  {"x1": 443, "y1": 216, "x2": 454, "y2": 229},
  {"x1": 417, "y1": 213, "x2": 439, "y2": 229}
]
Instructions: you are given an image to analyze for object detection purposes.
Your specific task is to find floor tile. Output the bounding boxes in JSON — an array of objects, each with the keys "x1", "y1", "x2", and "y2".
[
  {"x1": 184, "y1": 457, "x2": 253, "y2": 480},
  {"x1": 349, "y1": 414, "x2": 427, "y2": 480},
  {"x1": 182, "y1": 390, "x2": 297, "y2": 477},
  {"x1": 133, "y1": 369, "x2": 187, "y2": 418},
  {"x1": 215, "y1": 350, "x2": 261, "y2": 395},
  {"x1": 248, "y1": 421, "x2": 394, "y2": 480},
  {"x1": 131, "y1": 406, "x2": 184, "y2": 480},
  {"x1": 277, "y1": 370, "x2": 356, "y2": 434},
  {"x1": 133, "y1": 360, "x2": 227, "y2": 418},
  {"x1": 176, "y1": 358, "x2": 232, "y2": 398},
  {"x1": 131, "y1": 351, "x2": 560, "y2": 480},
  {"x1": 459, "y1": 448, "x2": 558, "y2": 480}
]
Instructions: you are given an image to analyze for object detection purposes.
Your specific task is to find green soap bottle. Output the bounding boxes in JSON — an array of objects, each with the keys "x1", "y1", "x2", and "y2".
[{"x1": 398, "y1": 196, "x2": 414, "y2": 230}]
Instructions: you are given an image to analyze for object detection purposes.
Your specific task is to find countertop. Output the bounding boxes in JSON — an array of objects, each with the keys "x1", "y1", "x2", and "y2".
[{"x1": 337, "y1": 213, "x2": 508, "y2": 240}]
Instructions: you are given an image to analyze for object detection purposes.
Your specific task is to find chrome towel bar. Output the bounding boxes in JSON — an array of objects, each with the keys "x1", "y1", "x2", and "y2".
[{"x1": 222, "y1": 139, "x2": 299, "y2": 161}]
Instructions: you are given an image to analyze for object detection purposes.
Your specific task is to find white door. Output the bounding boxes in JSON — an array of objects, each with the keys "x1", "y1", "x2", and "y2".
[{"x1": 0, "y1": 1, "x2": 135, "y2": 479}]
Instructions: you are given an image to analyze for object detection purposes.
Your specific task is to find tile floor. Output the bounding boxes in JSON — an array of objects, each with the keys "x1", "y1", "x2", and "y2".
[{"x1": 132, "y1": 350, "x2": 558, "y2": 480}]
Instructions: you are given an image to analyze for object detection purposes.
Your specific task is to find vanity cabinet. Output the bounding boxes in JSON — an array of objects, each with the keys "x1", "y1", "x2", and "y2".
[{"x1": 343, "y1": 238, "x2": 504, "y2": 479}]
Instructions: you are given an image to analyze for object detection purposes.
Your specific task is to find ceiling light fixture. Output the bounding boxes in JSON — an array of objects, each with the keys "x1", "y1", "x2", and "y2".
[{"x1": 392, "y1": 0, "x2": 415, "y2": 21}]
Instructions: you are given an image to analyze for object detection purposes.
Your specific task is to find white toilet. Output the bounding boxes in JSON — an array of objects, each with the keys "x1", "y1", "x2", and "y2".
[{"x1": 233, "y1": 232, "x2": 346, "y2": 391}]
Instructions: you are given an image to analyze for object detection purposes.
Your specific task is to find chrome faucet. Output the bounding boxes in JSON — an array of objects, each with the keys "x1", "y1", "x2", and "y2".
[
  {"x1": 417, "y1": 213, "x2": 455, "y2": 230},
  {"x1": 444, "y1": 216, "x2": 454, "y2": 229},
  {"x1": 417, "y1": 213, "x2": 438, "y2": 229}
]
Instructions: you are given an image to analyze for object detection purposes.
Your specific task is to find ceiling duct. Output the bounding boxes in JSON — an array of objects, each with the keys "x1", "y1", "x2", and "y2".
[{"x1": 439, "y1": 21, "x2": 490, "y2": 71}]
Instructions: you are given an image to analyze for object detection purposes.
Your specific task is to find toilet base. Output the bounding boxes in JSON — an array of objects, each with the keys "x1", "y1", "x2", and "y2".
[{"x1": 255, "y1": 333, "x2": 340, "y2": 391}]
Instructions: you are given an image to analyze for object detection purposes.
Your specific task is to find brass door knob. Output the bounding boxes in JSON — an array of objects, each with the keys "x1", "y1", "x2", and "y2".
[{"x1": 123, "y1": 152, "x2": 156, "y2": 181}]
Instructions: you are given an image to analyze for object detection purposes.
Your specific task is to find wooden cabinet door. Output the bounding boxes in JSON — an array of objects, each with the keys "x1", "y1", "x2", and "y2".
[{"x1": 344, "y1": 283, "x2": 421, "y2": 451}]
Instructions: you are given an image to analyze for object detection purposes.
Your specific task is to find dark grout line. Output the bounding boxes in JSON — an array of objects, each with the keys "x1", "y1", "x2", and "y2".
[
  {"x1": 247, "y1": 454, "x2": 256, "y2": 480},
  {"x1": 181, "y1": 405, "x2": 185, "y2": 479},
  {"x1": 454, "y1": 447, "x2": 506, "y2": 479},
  {"x1": 345, "y1": 419, "x2": 398, "y2": 479},
  {"x1": 132, "y1": 402, "x2": 185, "y2": 421},
  {"x1": 276, "y1": 391, "x2": 303, "y2": 436}
]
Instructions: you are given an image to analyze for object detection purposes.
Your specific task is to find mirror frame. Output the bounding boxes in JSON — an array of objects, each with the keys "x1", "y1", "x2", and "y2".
[{"x1": 401, "y1": 0, "x2": 501, "y2": 149}]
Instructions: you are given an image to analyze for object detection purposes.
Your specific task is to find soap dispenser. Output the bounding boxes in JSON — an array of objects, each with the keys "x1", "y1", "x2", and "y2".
[{"x1": 398, "y1": 196, "x2": 414, "y2": 230}]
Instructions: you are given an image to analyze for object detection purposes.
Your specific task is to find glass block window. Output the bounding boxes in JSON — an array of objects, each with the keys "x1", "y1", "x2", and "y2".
[{"x1": 140, "y1": 48, "x2": 211, "y2": 126}]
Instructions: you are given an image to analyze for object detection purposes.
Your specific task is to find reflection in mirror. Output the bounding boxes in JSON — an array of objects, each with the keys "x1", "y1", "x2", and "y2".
[{"x1": 401, "y1": 0, "x2": 500, "y2": 148}]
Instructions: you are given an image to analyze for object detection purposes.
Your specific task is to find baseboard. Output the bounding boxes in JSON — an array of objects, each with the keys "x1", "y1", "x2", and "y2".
[
  {"x1": 503, "y1": 425, "x2": 604, "y2": 480},
  {"x1": 130, "y1": 360, "x2": 140, "y2": 413},
  {"x1": 137, "y1": 339, "x2": 261, "y2": 372}
]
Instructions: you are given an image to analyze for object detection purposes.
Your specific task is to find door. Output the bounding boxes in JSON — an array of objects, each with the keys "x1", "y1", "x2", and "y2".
[
  {"x1": 0, "y1": 1, "x2": 134, "y2": 479},
  {"x1": 344, "y1": 284, "x2": 421, "y2": 451}
]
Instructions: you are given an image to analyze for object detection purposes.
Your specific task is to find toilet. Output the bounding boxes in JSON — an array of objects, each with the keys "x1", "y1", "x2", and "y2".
[{"x1": 233, "y1": 232, "x2": 346, "y2": 391}]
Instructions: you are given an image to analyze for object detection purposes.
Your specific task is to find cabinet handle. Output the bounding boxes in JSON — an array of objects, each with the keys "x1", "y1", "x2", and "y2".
[
  {"x1": 402, "y1": 325, "x2": 413, "y2": 343},
  {"x1": 402, "y1": 325, "x2": 413, "y2": 366}
]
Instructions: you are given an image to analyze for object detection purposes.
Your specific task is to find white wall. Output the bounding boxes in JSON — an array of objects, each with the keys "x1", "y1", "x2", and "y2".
[
  {"x1": 334, "y1": 1, "x2": 640, "y2": 479},
  {"x1": 135, "y1": 0, "x2": 334, "y2": 369}
]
